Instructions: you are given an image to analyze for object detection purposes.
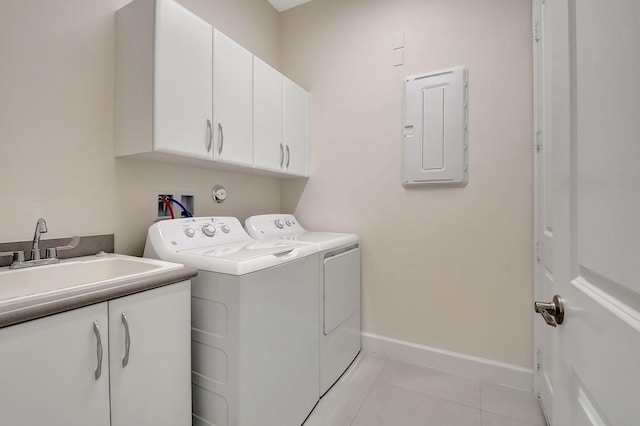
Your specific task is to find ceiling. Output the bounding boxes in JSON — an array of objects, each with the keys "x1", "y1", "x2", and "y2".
[{"x1": 267, "y1": 0, "x2": 313, "y2": 12}]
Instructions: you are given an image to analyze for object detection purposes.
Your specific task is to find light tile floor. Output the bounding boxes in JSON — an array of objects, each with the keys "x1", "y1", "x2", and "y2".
[{"x1": 304, "y1": 352, "x2": 547, "y2": 426}]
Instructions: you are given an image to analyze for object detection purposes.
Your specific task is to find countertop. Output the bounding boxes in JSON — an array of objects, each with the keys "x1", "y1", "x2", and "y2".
[{"x1": 0, "y1": 255, "x2": 197, "y2": 329}]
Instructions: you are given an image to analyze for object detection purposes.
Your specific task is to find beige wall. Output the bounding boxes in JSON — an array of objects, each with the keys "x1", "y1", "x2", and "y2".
[
  {"x1": 177, "y1": 0, "x2": 280, "y2": 67},
  {"x1": 0, "y1": 0, "x2": 281, "y2": 255},
  {"x1": 0, "y1": 0, "x2": 535, "y2": 369},
  {"x1": 280, "y1": 0, "x2": 534, "y2": 367}
]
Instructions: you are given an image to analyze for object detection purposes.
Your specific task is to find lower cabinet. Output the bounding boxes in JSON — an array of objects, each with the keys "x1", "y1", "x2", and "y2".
[
  {"x1": 109, "y1": 281, "x2": 192, "y2": 426},
  {"x1": 0, "y1": 302, "x2": 111, "y2": 426},
  {"x1": 0, "y1": 281, "x2": 191, "y2": 426}
]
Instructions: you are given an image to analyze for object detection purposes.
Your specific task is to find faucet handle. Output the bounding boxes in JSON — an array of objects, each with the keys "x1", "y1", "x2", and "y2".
[
  {"x1": 45, "y1": 236, "x2": 80, "y2": 259},
  {"x1": 0, "y1": 250, "x2": 25, "y2": 264}
]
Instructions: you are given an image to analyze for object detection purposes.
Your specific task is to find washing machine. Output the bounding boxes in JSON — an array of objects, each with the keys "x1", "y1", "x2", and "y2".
[
  {"x1": 144, "y1": 217, "x2": 320, "y2": 426},
  {"x1": 244, "y1": 214, "x2": 361, "y2": 397}
]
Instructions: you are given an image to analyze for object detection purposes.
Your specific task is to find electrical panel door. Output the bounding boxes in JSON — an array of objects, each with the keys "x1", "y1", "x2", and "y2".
[{"x1": 402, "y1": 67, "x2": 469, "y2": 186}]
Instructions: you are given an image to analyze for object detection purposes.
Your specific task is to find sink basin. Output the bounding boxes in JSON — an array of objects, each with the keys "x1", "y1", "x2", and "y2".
[{"x1": 0, "y1": 254, "x2": 182, "y2": 306}]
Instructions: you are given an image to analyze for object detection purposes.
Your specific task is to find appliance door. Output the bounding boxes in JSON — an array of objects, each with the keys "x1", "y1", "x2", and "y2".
[{"x1": 324, "y1": 246, "x2": 360, "y2": 335}]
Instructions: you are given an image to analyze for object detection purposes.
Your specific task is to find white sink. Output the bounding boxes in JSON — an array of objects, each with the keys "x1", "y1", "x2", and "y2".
[{"x1": 0, "y1": 254, "x2": 182, "y2": 306}]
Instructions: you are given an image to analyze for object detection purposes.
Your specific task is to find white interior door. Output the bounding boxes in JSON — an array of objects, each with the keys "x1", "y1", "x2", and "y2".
[
  {"x1": 546, "y1": 0, "x2": 640, "y2": 424},
  {"x1": 532, "y1": 0, "x2": 554, "y2": 421}
]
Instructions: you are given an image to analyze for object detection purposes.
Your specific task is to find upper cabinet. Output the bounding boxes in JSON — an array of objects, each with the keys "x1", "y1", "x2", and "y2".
[
  {"x1": 283, "y1": 78, "x2": 309, "y2": 176},
  {"x1": 115, "y1": 0, "x2": 213, "y2": 160},
  {"x1": 254, "y1": 59, "x2": 308, "y2": 177},
  {"x1": 213, "y1": 29, "x2": 254, "y2": 167},
  {"x1": 115, "y1": 0, "x2": 308, "y2": 178},
  {"x1": 254, "y1": 57, "x2": 284, "y2": 173}
]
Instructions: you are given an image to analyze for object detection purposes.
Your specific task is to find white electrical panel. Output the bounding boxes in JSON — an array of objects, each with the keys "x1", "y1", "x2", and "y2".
[{"x1": 402, "y1": 66, "x2": 469, "y2": 186}]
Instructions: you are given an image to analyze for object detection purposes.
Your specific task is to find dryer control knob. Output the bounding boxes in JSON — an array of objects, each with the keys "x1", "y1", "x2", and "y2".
[
  {"x1": 184, "y1": 228, "x2": 196, "y2": 238},
  {"x1": 221, "y1": 225, "x2": 230, "y2": 233},
  {"x1": 285, "y1": 219, "x2": 293, "y2": 226},
  {"x1": 202, "y1": 224, "x2": 217, "y2": 237},
  {"x1": 275, "y1": 219, "x2": 285, "y2": 229}
]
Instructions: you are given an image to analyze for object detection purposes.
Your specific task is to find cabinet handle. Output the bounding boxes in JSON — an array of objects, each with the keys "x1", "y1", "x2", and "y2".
[
  {"x1": 280, "y1": 143, "x2": 284, "y2": 168},
  {"x1": 218, "y1": 122, "x2": 224, "y2": 155},
  {"x1": 92, "y1": 321, "x2": 103, "y2": 380},
  {"x1": 285, "y1": 145, "x2": 291, "y2": 169},
  {"x1": 206, "y1": 119, "x2": 213, "y2": 153},
  {"x1": 121, "y1": 312, "x2": 131, "y2": 368}
]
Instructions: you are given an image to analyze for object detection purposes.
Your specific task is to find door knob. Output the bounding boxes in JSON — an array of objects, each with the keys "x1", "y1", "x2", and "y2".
[{"x1": 534, "y1": 295, "x2": 565, "y2": 327}]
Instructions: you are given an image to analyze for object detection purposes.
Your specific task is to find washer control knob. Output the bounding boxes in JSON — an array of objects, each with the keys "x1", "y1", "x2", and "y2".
[
  {"x1": 221, "y1": 225, "x2": 231, "y2": 234},
  {"x1": 202, "y1": 224, "x2": 216, "y2": 237},
  {"x1": 285, "y1": 219, "x2": 293, "y2": 226},
  {"x1": 274, "y1": 219, "x2": 285, "y2": 229},
  {"x1": 184, "y1": 228, "x2": 196, "y2": 238}
]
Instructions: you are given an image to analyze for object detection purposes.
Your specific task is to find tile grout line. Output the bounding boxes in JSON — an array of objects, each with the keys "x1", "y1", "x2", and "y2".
[
  {"x1": 479, "y1": 379, "x2": 484, "y2": 426},
  {"x1": 481, "y1": 409, "x2": 546, "y2": 426},
  {"x1": 357, "y1": 377, "x2": 487, "y2": 423},
  {"x1": 479, "y1": 380, "x2": 484, "y2": 426},
  {"x1": 345, "y1": 352, "x2": 545, "y2": 426},
  {"x1": 372, "y1": 360, "x2": 484, "y2": 412},
  {"x1": 373, "y1": 375, "x2": 484, "y2": 411},
  {"x1": 480, "y1": 381, "x2": 546, "y2": 426},
  {"x1": 348, "y1": 357, "x2": 388, "y2": 425}
]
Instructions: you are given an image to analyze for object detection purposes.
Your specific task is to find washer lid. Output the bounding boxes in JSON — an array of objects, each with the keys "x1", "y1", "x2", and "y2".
[
  {"x1": 179, "y1": 239, "x2": 307, "y2": 261},
  {"x1": 168, "y1": 240, "x2": 317, "y2": 275},
  {"x1": 145, "y1": 216, "x2": 318, "y2": 275}
]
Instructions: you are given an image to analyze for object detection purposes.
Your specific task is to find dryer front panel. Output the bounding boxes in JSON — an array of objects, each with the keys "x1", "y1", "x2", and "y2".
[{"x1": 323, "y1": 247, "x2": 360, "y2": 335}]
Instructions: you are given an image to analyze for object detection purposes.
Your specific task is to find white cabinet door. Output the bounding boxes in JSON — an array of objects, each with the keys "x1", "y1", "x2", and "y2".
[
  {"x1": 213, "y1": 29, "x2": 254, "y2": 167},
  {"x1": 255, "y1": 60, "x2": 310, "y2": 177},
  {"x1": 154, "y1": 0, "x2": 213, "y2": 159},
  {"x1": 283, "y1": 78, "x2": 308, "y2": 176},
  {"x1": 254, "y1": 57, "x2": 284, "y2": 172},
  {"x1": 109, "y1": 281, "x2": 191, "y2": 426},
  {"x1": 116, "y1": 0, "x2": 212, "y2": 159},
  {"x1": 0, "y1": 303, "x2": 110, "y2": 426}
]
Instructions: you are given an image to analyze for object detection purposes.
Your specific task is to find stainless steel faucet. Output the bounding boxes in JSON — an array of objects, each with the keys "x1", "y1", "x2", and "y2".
[
  {"x1": 0, "y1": 218, "x2": 80, "y2": 269},
  {"x1": 31, "y1": 218, "x2": 48, "y2": 260}
]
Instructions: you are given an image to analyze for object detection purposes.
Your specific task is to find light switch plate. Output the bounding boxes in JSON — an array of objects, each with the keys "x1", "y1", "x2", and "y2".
[
  {"x1": 393, "y1": 31, "x2": 405, "y2": 49},
  {"x1": 393, "y1": 48, "x2": 404, "y2": 66}
]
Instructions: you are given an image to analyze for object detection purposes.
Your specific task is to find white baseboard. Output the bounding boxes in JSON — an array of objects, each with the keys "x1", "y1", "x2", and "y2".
[{"x1": 362, "y1": 332, "x2": 533, "y2": 391}]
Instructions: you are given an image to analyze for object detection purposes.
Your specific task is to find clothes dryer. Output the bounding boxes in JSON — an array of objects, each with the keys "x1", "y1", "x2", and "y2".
[
  {"x1": 144, "y1": 217, "x2": 319, "y2": 426},
  {"x1": 244, "y1": 214, "x2": 361, "y2": 396}
]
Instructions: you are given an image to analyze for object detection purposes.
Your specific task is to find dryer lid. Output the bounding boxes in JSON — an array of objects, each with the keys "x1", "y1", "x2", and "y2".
[{"x1": 245, "y1": 214, "x2": 359, "y2": 251}]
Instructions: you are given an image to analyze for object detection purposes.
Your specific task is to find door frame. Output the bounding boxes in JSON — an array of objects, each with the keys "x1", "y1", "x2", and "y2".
[{"x1": 532, "y1": 0, "x2": 553, "y2": 423}]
